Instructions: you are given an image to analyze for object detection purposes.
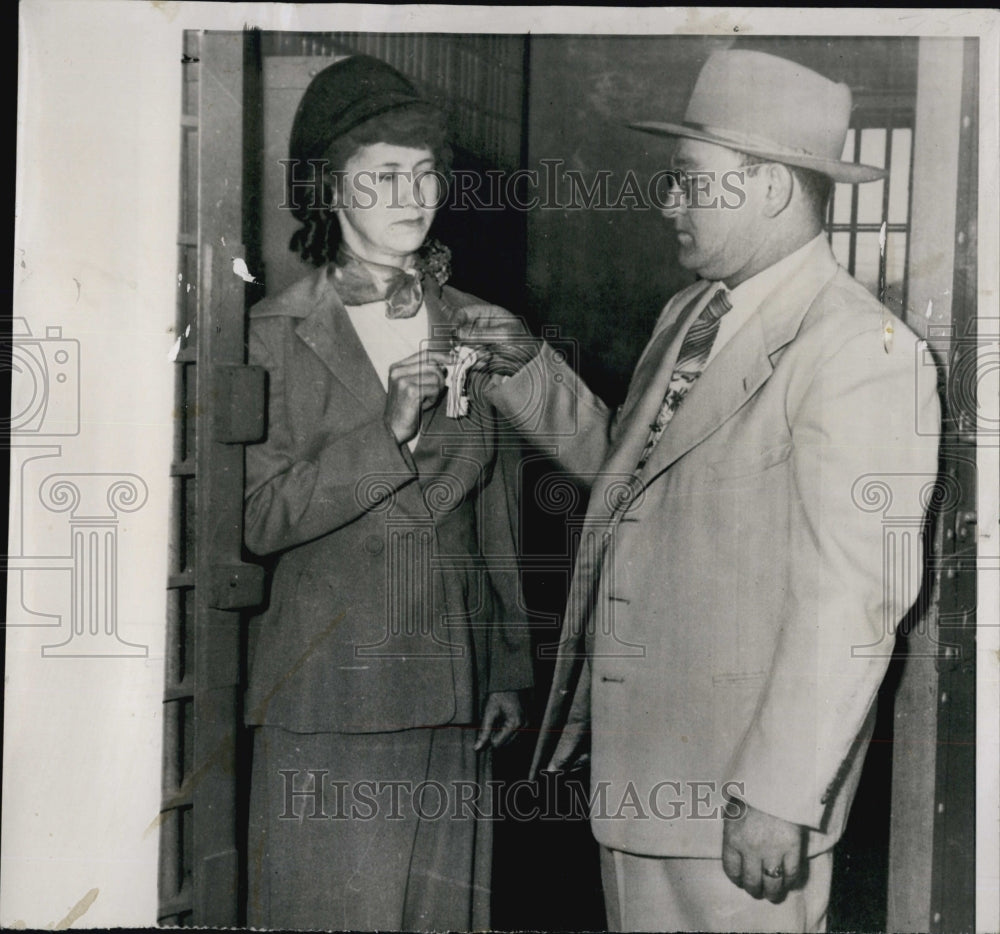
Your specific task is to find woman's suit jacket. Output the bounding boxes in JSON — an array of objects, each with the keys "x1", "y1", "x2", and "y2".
[
  {"x1": 487, "y1": 238, "x2": 940, "y2": 858},
  {"x1": 243, "y1": 265, "x2": 533, "y2": 734}
]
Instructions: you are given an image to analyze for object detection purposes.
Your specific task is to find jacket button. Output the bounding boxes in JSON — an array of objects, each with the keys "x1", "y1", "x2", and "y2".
[{"x1": 364, "y1": 535, "x2": 385, "y2": 555}]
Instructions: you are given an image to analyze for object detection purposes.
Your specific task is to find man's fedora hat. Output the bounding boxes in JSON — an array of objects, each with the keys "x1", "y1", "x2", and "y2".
[{"x1": 630, "y1": 50, "x2": 886, "y2": 184}]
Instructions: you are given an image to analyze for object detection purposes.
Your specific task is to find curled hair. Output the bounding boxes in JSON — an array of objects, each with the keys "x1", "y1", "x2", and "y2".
[{"x1": 289, "y1": 103, "x2": 453, "y2": 267}]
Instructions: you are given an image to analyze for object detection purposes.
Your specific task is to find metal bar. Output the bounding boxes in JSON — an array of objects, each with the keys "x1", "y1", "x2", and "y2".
[
  {"x1": 191, "y1": 31, "x2": 247, "y2": 927},
  {"x1": 160, "y1": 28, "x2": 201, "y2": 927},
  {"x1": 902, "y1": 124, "x2": 917, "y2": 318},
  {"x1": 887, "y1": 37, "x2": 964, "y2": 934},
  {"x1": 929, "y1": 35, "x2": 978, "y2": 934},
  {"x1": 170, "y1": 459, "x2": 196, "y2": 477},
  {"x1": 848, "y1": 125, "x2": 862, "y2": 275},
  {"x1": 878, "y1": 114, "x2": 894, "y2": 306},
  {"x1": 831, "y1": 223, "x2": 910, "y2": 232}
]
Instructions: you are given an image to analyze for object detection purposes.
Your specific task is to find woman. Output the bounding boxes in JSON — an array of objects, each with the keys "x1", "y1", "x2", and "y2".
[{"x1": 243, "y1": 55, "x2": 531, "y2": 932}]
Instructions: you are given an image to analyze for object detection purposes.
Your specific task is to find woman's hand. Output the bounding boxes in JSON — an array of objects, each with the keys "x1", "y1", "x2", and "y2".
[
  {"x1": 474, "y1": 691, "x2": 526, "y2": 751},
  {"x1": 384, "y1": 348, "x2": 452, "y2": 445}
]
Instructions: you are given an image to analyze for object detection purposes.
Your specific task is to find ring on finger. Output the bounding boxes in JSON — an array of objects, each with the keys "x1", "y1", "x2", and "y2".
[{"x1": 762, "y1": 865, "x2": 784, "y2": 879}]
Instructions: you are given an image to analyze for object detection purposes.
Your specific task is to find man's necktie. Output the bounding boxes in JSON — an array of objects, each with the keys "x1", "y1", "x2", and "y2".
[
  {"x1": 605, "y1": 285, "x2": 732, "y2": 523},
  {"x1": 635, "y1": 287, "x2": 733, "y2": 474}
]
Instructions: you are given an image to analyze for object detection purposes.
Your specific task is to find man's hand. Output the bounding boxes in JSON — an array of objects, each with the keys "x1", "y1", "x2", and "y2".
[
  {"x1": 541, "y1": 720, "x2": 590, "y2": 774},
  {"x1": 384, "y1": 349, "x2": 451, "y2": 445},
  {"x1": 453, "y1": 303, "x2": 526, "y2": 342},
  {"x1": 722, "y1": 797, "x2": 806, "y2": 902},
  {"x1": 473, "y1": 691, "x2": 526, "y2": 751},
  {"x1": 453, "y1": 304, "x2": 539, "y2": 377}
]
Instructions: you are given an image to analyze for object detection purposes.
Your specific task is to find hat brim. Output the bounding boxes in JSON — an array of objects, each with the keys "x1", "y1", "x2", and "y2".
[{"x1": 629, "y1": 120, "x2": 887, "y2": 184}]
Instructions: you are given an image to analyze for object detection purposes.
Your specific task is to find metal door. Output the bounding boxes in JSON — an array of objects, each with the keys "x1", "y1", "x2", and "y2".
[{"x1": 158, "y1": 30, "x2": 266, "y2": 927}]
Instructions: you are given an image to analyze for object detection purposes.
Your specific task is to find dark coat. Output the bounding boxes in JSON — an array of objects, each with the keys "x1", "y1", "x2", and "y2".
[{"x1": 244, "y1": 265, "x2": 533, "y2": 734}]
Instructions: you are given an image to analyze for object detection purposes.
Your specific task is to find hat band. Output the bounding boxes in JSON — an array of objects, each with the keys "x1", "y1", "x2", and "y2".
[{"x1": 682, "y1": 121, "x2": 823, "y2": 161}]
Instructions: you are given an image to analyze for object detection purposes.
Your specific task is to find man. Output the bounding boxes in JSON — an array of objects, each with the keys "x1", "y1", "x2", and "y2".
[{"x1": 461, "y1": 50, "x2": 940, "y2": 932}]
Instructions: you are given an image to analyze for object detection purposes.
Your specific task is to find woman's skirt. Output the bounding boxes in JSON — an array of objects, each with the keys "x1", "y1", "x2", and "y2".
[{"x1": 247, "y1": 724, "x2": 492, "y2": 932}]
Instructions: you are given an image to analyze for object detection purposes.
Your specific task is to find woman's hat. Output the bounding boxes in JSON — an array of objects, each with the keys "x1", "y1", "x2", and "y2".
[
  {"x1": 290, "y1": 54, "x2": 429, "y2": 164},
  {"x1": 629, "y1": 50, "x2": 886, "y2": 184}
]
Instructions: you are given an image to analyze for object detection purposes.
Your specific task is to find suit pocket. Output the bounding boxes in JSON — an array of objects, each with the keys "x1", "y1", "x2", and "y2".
[
  {"x1": 707, "y1": 442, "x2": 792, "y2": 480},
  {"x1": 712, "y1": 670, "x2": 768, "y2": 686}
]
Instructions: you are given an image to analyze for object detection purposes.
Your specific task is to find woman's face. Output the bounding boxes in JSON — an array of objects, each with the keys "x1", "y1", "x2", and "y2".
[{"x1": 333, "y1": 142, "x2": 440, "y2": 267}]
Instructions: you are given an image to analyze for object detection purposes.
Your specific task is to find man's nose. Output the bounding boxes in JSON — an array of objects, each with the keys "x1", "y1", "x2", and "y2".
[{"x1": 660, "y1": 190, "x2": 687, "y2": 220}]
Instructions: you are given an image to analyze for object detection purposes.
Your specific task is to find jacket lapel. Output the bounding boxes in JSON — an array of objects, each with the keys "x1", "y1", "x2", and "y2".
[
  {"x1": 639, "y1": 314, "x2": 774, "y2": 482},
  {"x1": 617, "y1": 283, "x2": 712, "y2": 425},
  {"x1": 293, "y1": 269, "x2": 386, "y2": 411},
  {"x1": 640, "y1": 239, "x2": 840, "y2": 485},
  {"x1": 411, "y1": 282, "x2": 460, "y2": 452},
  {"x1": 291, "y1": 275, "x2": 487, "y2": 468},
  {"x1": 409, "y1": 284, "x2": 494, "y2": 501},
  {"x1": 598, "y1": 285, "x2": 710, "y2": 485}
]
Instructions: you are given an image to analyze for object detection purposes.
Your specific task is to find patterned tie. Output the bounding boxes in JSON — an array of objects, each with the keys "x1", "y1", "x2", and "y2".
[
  {"x1": 605, "y1": 285, "x2": 732, "y2": 524},
  {"x1": 633, "y1": 287, "x2": 733, "y2": 473}
]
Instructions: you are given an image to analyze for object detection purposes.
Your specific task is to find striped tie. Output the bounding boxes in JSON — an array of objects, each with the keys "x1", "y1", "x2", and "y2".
[{"x1": 634, "y1": 286, "x2": 733, "y2": 473}]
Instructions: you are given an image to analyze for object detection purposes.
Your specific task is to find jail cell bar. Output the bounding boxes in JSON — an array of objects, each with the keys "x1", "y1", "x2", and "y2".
[{"x1": 158, "y1": 30, "x2": 266, "y2": 928}]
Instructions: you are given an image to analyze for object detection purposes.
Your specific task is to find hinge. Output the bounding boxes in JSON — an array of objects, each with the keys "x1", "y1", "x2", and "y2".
[
  {"x1": 206, "y1": 562, "x2": 265, "y2": 610},
  {"x1": 954, "y1": 509, "x2": 977, "y2": 544},
  {"x1": 212, "y1": 365, "x2": 266, "y2": 443}
]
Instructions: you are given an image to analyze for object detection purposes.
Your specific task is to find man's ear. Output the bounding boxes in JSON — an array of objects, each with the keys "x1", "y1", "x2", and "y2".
[{"x1": 760, "y1": 162, "x2": 794, "y2": 218}]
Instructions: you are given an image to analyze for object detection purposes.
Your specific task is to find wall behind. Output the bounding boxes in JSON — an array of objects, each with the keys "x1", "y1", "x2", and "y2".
[
  {"x1": 525, "y1": 35, "x2": 729, "y2": 404},
  {"x1": 523, "y1": 35, "x2": 922, "y2": 404}
]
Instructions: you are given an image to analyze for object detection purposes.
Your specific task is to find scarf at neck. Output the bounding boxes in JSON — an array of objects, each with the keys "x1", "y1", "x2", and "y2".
[{"x1": 332, "y1": 239, "x2": 452, "y2": 319}]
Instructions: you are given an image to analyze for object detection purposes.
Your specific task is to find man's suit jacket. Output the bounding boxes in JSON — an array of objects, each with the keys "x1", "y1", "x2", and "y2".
[
  {"x1": 243, "y1": 266, "x2": 533, "y2": 735},
  {"x1": 488, "y1": 238, "x2": 940, "y2": 857}
]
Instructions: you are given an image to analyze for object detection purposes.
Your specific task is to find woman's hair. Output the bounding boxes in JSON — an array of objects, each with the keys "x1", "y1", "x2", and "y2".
[{"x1": 289, "y1": 102, "x2": 452, "y2": 267}]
